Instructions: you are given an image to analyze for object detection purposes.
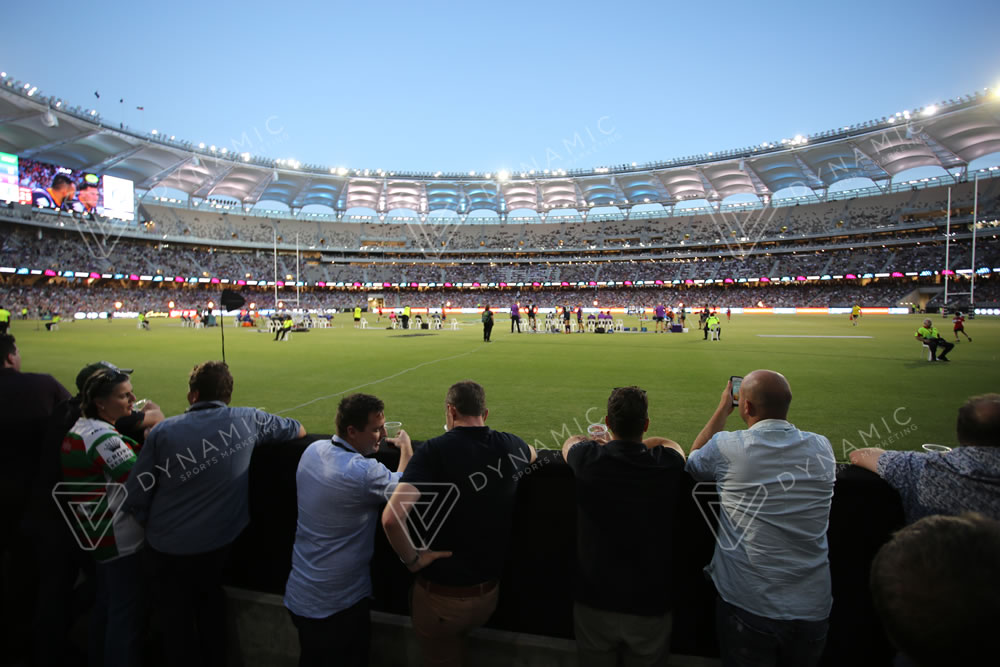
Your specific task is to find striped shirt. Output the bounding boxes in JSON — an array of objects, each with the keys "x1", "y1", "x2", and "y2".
[{"x1": 61, "y1": 417, "x2": 144, "y2": 562}]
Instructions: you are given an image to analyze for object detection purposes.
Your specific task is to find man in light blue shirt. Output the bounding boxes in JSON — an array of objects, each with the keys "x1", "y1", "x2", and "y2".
[
  {"x1": 123, "y1": 361, "x2": 305, "y2": 667},
  {"x1": 685, "y1": 370, "x2": 835, "y2": 667},
  {"x1": 284, "y1": 393, "x2": 413, "y2": 667}
]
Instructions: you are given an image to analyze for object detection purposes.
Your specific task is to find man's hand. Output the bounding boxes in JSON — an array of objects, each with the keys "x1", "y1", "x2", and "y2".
[
  {"x1": 387, "y1": 429, "x2": 415, "y2": 472},
  {"x1": 387, "y1": 429, "x2": 412, "y2": 453},
  {"x1": 717, "y1": 380, "x2": 736, "y2": 417},
  {"x1": 407, "y1": 549, "x2": 453, "y2": 573},
  {"x1": 138, "y1": 401, "x2": 166, "y2": 433}
]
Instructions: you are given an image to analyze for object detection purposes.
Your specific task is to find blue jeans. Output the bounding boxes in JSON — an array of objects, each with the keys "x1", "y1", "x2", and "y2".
[
  {"x1": 90, "y1": 551, "x2": 146, "y2": 667},
  {"x1": 715, "y1": 597, "x2": 827, "y2": 667}
]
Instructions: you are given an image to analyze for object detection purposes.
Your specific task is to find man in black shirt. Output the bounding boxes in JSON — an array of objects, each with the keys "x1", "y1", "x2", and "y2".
[
  {"x1": 562, "y1": 386, "x2": 687, "y2": 667},
  {"x1": 382, "y1": 381, "x2": 536, "y2": 667}
]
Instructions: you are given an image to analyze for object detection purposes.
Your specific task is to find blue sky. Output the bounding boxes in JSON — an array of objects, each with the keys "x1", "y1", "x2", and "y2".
[{"x1": 3, "y1": 0, "x2": 1000, "y2": 175}]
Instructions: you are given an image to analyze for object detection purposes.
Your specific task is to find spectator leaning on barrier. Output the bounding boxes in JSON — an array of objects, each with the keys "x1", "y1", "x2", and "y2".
[
  {"x1": 285, "y1": 393, "x2": 413, "y2": 667},
  {"x1": 685, "y1": 370, "x2": 836, "y2": 667},
  {"x1": 561, "y1": 386, "x2": 687, "y2": 667},
  {"x1": 123, "y1": 361, "x2": 305, "y2": 667},
  {"x1": 849, "y1": 393, "x2": 1000, "y2": 523},
  {"x1": 870, "y1": 512, "x2": 1000, "y2": 667},
  {"x1": 381, "y1": 380, "x2": 536, "y2": 667}
]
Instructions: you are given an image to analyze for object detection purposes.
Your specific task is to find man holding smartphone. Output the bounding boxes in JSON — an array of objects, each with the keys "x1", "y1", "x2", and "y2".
[{"x1": 686, "y1": 370, "x2": 836, "y2": 667}]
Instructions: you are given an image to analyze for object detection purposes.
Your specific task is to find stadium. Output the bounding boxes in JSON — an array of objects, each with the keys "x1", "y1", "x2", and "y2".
[{"x1": 2, "y1": 37, "x2": 1000, "y2": 667}]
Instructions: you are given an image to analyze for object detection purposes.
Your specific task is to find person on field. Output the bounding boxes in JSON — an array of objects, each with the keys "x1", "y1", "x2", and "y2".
[
  {"x1": 482, "y1": 306, "x2": 494, "y2": 342},
  {"x1": 952, "y1": 312, "x2": 971, "y2": 342},
  {"x1": 915, "y1": 318, "x2": 953, "y2": 362}
]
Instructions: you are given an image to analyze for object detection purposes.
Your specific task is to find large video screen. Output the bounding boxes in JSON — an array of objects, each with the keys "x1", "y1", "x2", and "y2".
[
  {"x1": 3, "y1": 155, "x2": 135, "y2": 221},
  {"x1": 0, "y1": 152, "x2": 16, "y2": 203}
]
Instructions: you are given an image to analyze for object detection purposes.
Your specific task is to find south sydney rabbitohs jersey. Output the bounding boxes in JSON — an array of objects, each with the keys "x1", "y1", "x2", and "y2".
[{"x1": 61, "y1": 417, "x2": 144, "y2": 561}]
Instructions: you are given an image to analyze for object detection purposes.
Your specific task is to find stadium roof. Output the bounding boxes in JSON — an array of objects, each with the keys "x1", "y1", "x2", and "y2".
[{"x1": 2, "y1": 75, "x2": 999, "y2": 215}]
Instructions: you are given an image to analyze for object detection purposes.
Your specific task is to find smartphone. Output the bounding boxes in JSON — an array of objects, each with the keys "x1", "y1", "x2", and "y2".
[{"x1": 730, "y1": 376, "x2": 743, "y2": 406}]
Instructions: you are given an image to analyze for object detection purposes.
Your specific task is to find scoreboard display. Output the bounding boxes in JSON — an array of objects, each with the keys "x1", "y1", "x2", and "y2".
[{"x1": 0, "y1": 152, "x2": 17, "y2": 203}]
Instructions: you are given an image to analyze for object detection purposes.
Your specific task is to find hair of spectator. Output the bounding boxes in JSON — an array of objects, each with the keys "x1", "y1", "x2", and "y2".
[
  {"x1": 51, "y1": 173, "x2": 73, "y2": 190},
  {"x1": 956, "y1": 393, "x2": 1000, "y2": 448},
  {"x1": 335, "y1": 393, "x2": 384, "y2": 437},
  {"x1": 81, "y1": 368, "x2": 130, "y2": 419},
  {"x1": 870, "y1": 512, "x2": 1000, "y2": 666},
  {"x1": 0, "y1": 333, "x2": 15, "y2": 362},
  {"x1": 189, "y1": 361, "x2": 233, "y2": 403},
  {"x1": 446, "y1": 380, "x2": 487, "y2": 418},
  {"x1": 606, "y1": 386, "x2": 648, "y2": 440},
  {"x1": 77, "y1": 181, "x2": 98, "y2": 191}
]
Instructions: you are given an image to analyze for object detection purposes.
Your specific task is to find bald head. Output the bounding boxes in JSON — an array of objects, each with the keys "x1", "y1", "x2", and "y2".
[
  {"x1": 956, "y1": 394, "x2": 1000, "y2": 448},
  {"x1": 742, "y1": 370, "x2": 792, "y2": 422}
]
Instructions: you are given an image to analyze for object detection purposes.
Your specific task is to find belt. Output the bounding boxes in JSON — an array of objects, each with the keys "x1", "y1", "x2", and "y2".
[{"x1": 416, "y1": 576, "x2": 498, "y2": 598}]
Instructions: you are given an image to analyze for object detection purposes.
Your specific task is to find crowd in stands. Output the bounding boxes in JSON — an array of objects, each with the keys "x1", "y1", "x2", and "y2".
[
  {"x1": 6, "y1": 276, "x2": 992, "y2": 316},
  {"x1": 4, "y1": 221, "x2": 994, "y2": 287},
  {"x1": 112, "y1": 178, "x2": 999, "y2": 252}
]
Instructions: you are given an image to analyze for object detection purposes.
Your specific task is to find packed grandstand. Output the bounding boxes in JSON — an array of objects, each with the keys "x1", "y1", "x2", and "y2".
[{"x1": 1, "y1": 73, "x2": 998, "y2": 316}]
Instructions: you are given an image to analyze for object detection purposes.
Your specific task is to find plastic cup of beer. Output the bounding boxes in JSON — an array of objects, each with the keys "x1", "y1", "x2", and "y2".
[
  {"x1": 921, "y1": 444, "x2": 952, "y2": 454},
  {"x1": 384, "y1": 421, "x2": 402, "y2": 439},
  {"x1": 133, "y1": 398, "x2": 148, "y2": 411},
  {"x1": 588, "y1": 423, "x2": 609, "y2": 440}
]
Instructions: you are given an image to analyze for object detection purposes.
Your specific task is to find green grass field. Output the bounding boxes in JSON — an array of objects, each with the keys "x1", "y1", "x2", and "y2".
[{"x1": 13, "y1": 312, "x2": 999, "y2": 460}]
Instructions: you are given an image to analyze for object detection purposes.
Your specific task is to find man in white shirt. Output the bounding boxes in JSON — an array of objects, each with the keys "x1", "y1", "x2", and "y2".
[{"x1": 685, "y1": 370, "x2": 836, "y2": 667}]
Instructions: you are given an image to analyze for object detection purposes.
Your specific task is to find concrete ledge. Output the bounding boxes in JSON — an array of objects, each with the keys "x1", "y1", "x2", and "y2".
[{"x1": 226, "y1": 587, "x2": 719, "y2": 667}]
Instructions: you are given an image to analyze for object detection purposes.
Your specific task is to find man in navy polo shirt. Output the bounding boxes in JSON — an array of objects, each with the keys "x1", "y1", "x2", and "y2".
[
  {"x1": 381, "y1": 380, "x2": 536, "y2": 667},
  {"x1": 562, "y1": 386, "x2": 686, "y2": 666}
]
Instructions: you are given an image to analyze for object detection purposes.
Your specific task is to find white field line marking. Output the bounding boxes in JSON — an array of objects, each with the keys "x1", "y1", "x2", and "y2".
[
  {"x1": 276, "y1": 348, "x2": 481, "y2": 415},
  {"x1": 756, "y1": 335, "x2": 873, "y2": 339}
]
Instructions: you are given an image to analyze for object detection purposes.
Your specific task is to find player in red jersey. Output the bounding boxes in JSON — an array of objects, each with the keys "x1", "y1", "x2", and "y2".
[{"x1": 952, "y1": 312, "x2": 972, "y2": 342}]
